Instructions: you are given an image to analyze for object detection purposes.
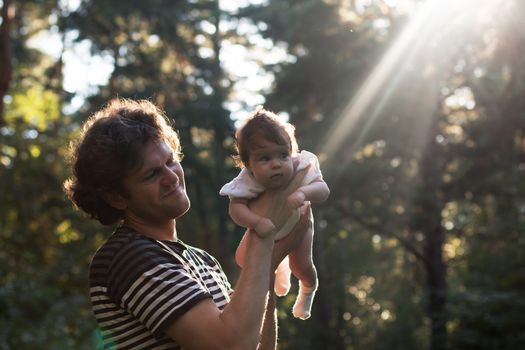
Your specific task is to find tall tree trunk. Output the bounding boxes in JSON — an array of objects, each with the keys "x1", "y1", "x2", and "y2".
[
  {"x1": 0, "y1": 0, "x2": 13, "y2": 126},
  {"x1": 210, "y1": 2, "x2": 235, "y2": 272},
  {"x1": 418, "y1": 114, "x2": 448, "y2": 350},
  {"x1": 424, "y1": 224, "x2": 447, "y2": 350}
]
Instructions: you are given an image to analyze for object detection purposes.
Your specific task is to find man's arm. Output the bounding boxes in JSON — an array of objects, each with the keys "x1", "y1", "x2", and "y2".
[
  {"x1": 258, "y1": 202, "x2": 313, "y2": 350},
  {"x1": 165, "y1": 231, "x2": 273, "y2": 349},
  {"x1": 258, "y1": 291, "x2": 277, "y2": 350},
  {"x1": 165, "y1": 205, "x2": 312, "y2": 350}
]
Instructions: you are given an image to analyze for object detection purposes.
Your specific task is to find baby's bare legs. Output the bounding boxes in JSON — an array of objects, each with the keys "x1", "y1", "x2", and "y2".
[
  {"x1": 235, "y1": 232, "x2": 249, "y2": 268},
  {"x1": 274, "y1": 256, "x2": 291, "y2": 296},
  {"x1": 288, "y1": 224, "x2": 318, "y2": 319}
]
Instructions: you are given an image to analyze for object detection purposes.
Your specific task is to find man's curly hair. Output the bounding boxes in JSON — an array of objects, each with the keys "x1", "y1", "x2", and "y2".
[{"x1": 63, "y1": 98, "x2": 181, "y2": 225}]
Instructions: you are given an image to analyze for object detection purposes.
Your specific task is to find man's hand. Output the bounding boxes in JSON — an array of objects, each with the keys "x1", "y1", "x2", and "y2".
[
  {"x1": 271, "y1": 203, "x2": 312, "y2": 271},
  {"x1": 254, "y1": 217, "x2": 276, "y2": 237},
  {"x1": 287, "y1": 191, "x2": 306, "y2": 210}
]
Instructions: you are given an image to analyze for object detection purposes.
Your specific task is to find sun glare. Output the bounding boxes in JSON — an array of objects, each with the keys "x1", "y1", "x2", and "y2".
[{"x1": 318, "y1": 0, "x2": 506, "y2": 175}]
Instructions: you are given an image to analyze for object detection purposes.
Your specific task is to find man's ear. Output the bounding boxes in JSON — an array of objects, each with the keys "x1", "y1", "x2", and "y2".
[{"x1": 102, "y1": 192, "x2": 127, "y2": 210}]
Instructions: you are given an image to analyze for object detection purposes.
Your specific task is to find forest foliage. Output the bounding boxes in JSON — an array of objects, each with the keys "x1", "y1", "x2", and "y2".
[{"x1": 1, "y1": 0, "x2": 524, "y2": 349}]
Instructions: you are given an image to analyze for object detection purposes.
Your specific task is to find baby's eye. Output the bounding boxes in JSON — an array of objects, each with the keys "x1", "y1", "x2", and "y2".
[
  {"x1": 260, "y1": 156, "x2": 270, "y2": 162},
  {"x1": 280, "y1": 153, "x2": 290, "y2": 160}
]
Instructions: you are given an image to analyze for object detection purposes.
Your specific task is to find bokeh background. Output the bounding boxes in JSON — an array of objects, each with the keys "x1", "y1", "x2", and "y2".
[{"x1": 1, "y1": 0, "x2": 524, "y2": 349}]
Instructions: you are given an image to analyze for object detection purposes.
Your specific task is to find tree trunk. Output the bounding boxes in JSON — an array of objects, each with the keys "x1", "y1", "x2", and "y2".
[
  {"x1": 424, "y1": 224, "x2": 448, "y2": 350},
  {"x1": 209, "y1": 3, "x2": 236, "y2": 272},
  {"x1": 418, "y1": 114, "x2": 448, "y2": 350},
  {"x1": 0, "y1": 0, "x2": 13, "y2": 126}
]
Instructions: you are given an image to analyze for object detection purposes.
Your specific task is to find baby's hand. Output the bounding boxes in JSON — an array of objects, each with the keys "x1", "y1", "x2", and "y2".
[
  {"x1": 254, "y1": 217, "x2": 276, "y2": 237},
  {"x1": 287, "y1": 191, "x2": 306, "y2": 210}
]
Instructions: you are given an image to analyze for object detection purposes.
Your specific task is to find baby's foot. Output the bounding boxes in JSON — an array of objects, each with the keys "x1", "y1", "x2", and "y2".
[{"x1": 292, "y1": 281, "x2": 318, "y2": 320}]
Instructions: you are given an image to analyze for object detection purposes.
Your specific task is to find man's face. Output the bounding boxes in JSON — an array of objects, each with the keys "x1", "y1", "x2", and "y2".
[{"x1": 119, "y1": 140, "x2": 190, "y2": 225}]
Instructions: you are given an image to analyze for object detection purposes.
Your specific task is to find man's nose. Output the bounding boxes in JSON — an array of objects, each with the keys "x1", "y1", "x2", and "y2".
[{"x1": 162, "y1": 165, "x2": 179, "y2": 184}]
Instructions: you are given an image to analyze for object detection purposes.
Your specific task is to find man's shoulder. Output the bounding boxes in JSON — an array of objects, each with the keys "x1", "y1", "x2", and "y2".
[
  {"x1": 92, "y1": 227, "x2": 147, "y2": 258},
  {"x1": 89, "y1": 227, "x2": 185, "y2": 298},
  {"x1": 89, "y1": 226, "x2": 167, "y2": 277}
]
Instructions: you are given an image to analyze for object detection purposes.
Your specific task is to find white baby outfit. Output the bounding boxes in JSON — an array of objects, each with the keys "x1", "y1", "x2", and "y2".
[{"x1": 219, "y1": 150, "x2": 322, "y2": 239}]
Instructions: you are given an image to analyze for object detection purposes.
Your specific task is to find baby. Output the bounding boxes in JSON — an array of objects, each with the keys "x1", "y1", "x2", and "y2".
[{"x1": 220, "y1": 106, "x2": 330, "y2": 319}]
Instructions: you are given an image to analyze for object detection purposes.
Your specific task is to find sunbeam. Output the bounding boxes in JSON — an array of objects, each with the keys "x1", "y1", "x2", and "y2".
[{"x1": 318, "y1": 0, "x2": 500, "y2": 176}]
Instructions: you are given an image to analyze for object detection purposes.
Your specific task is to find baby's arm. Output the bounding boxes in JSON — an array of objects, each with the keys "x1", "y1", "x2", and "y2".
[
  {"x1": 287, "y1": 179, "x2": 330, "y2": 209},
  {"x1": 229, "y1": 198, "x2": 276, "y2": 237}
]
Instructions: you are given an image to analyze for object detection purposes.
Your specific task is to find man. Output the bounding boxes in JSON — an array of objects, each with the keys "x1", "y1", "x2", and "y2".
[{"x1": 64, "y1": 98, "x2": 311, "y2": 349}]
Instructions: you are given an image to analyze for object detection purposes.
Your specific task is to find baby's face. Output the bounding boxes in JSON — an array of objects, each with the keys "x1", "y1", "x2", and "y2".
[{"x1": 247, "y1": 137, "x2": 294, "y2": 190}]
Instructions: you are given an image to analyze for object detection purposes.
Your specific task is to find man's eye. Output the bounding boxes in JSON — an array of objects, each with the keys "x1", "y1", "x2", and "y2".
[{"x1": 147, "y1": 169, "x2": 160, "y2": 179}]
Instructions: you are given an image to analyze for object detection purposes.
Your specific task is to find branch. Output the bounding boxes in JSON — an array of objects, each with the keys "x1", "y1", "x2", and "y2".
[{"x1": 336, "y1": 203, "x2": 431, "y2": 266}]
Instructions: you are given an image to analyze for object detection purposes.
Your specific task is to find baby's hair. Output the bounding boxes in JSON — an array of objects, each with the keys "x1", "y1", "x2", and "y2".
[{"x1": 235, "y1": 106, "x2": 298, "y2": 168}]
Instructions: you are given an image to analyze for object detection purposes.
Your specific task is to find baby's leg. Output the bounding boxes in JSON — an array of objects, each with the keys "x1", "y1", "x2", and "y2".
[
  {"x1": 288, "y1": 225, "x2": 318, "y2": 320},
  {"x1": 274, "y1": 256, "x2": 291, "y2": 296},
  {"x1": 235, "y1": 232, "x2": 249, "y2": 268}
]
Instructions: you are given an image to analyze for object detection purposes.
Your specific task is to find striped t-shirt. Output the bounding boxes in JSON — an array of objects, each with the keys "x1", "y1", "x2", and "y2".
[{"x1": 89, "y1": 226, "x2": 232, "y2": 349}]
